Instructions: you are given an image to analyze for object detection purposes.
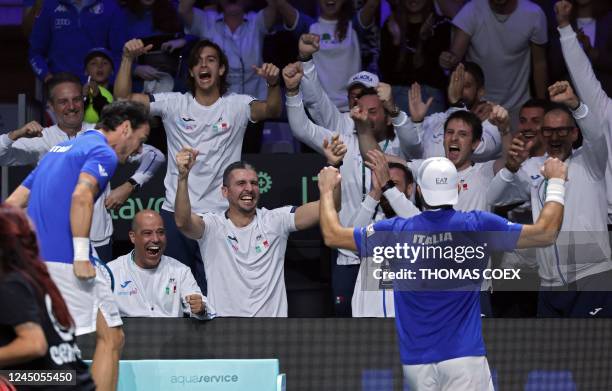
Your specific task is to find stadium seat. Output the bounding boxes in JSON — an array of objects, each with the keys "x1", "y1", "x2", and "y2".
[{"x1": 525, "y1": 370, "x2": 577, "y2": 391}]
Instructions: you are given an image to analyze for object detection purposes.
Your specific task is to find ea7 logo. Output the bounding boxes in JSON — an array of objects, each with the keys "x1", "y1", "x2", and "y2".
[{"x1": 435, "y1": 177, "x2": 448, "y2": 184}]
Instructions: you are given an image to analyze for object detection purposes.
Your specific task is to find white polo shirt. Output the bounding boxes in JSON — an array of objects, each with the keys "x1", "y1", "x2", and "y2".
[
  {"x1": 108, "y1": 253, "x2": 210, "y2": 318},
  {"x1": 198, "y1": 206, "x2": 297, "y2": 317},
  {"x1": 150, "y1": 92, "x2": 255, "y2": 214}
]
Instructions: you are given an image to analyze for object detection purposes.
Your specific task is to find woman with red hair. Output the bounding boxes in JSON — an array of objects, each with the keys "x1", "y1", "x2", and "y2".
[{"x1": 0, "y1": 204, "x2": 94, "y2": 390}]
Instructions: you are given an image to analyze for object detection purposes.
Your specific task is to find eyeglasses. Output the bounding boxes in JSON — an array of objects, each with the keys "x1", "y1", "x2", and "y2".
[{"x1": 541, "y1": 126, "x2": 574, "y2": 137}]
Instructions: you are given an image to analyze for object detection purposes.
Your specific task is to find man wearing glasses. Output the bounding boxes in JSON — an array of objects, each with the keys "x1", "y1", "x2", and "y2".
[{"x1": 487, "y1": 81, "x2": 612, "y2": 317}]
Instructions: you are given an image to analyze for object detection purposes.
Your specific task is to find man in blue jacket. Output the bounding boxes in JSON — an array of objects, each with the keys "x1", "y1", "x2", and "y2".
[{"x1": 29, "y1": 0, "x2": 119, "y2": 83}]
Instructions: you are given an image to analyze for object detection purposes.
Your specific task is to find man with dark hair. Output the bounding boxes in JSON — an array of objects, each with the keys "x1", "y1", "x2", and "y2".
[
  {"x1": 114, "y1": 38, "x2": 282, "y2": 293},
  {"x1": 0, "y1": 73, "x2": 164, "y2": 263},
  {"x1": 283, "y1": 61, "x2": 411, "y2": 316},
  {"x1": 487, "y1": 81, "x2": 612, "y2": 317},
  {"x1": 400, "y1": 63, "x2": 504, "y2": 161},
  {"x1": 179, "y1": 0, "x2": 279, "y2": 100},
  {"x1": 360, "y1": 107, "x2": 513, "y2": 316},
  {"x1": 6, "y1": 100, "x2": 151, "y2": 391},
  {"x1": 173, "y1": 138, "x2": 345, "y2": 317},
  {"x1": 317, "y1": 153, "x2": 567, "y2": 390}
]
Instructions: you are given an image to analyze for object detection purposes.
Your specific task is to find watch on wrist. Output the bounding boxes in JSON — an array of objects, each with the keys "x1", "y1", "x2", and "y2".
[
  {"x1": 127, "y1": 178, "x2": 141, "y2": 191},
  {"x1": 381, "y1": 180, "x2": 395, "y2": 193},
  {"x1": 330, "y1": 160, "x2": 343, "y2": 169},
  {"x1": 450, "y1": 99, "x2": 467, "y2": 108}
]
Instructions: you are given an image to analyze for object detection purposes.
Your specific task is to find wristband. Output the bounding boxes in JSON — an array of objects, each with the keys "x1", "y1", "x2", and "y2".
[
  {"x1": 545, "y1": 178, "x2": 565, "y2": 205},
  {"x1": 330, "y1": 160, "x2": 343, "y2": 169},
  {"x1": 73, "y1": 237, "x2": 90, "y2": 261}
]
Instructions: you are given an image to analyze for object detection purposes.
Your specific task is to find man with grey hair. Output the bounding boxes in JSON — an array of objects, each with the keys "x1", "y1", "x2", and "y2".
[{"x1": 0, "y1": 73, "x2": 164, "y2": 262}]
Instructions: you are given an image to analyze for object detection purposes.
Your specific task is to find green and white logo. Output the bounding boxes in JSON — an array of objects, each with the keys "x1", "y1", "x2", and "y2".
[{"x1": 258, "y1": 171, "x2": 272, "y2": 193}]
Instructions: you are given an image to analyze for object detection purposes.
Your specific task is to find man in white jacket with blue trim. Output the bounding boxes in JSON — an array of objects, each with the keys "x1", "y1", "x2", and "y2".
[
  {"x1": 555, "y1": 0, "x2": 612, "y2": 224},
  {"x1": 108, "y1": 210, "x2": 211, "y2": 319},
  {"x1": 486, "y1": 81, "x2": 612, "y2": 317}
]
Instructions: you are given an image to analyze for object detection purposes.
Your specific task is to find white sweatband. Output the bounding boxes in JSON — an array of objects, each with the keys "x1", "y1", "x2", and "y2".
[
  {"x1": 545, "y1": 178, "x2": 565, "y2": 205},
  {"x1": 73, "y1": 237, "x2": 90, "y2": 261}
]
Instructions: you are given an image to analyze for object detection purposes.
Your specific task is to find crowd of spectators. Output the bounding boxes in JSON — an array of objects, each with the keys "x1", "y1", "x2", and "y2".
[{"x1": 5, "y1": 0, "x2": 612, "y2": 320}]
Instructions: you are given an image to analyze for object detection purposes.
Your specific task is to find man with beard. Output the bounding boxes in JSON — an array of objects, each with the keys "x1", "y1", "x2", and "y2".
[
  {"x1": 108, "y1": 210, "x2": 209, "y2": 319},
  {"x1": 317, "y1": 154, "x2": 567, "y2": 390},
  {"x1": 0, "y1": 73, "x2": 164, "y2": 262},
  {"x1": 351, "y1": 152, "x2": 419, "y2": 317},
  {"x1": 172, "y1": 139, "x2": 344, "y2": 317},
  {"x1": 114, "y1": 38, "x2": 282, "y2": 294},
  {"x1": 487, "y1": 81, "x2": 612, "y2": 317},
  {"x1": 556, "y1": 0, "x2": 612, "y2": 224},
  {"x1": 358, "y1": 106, "x2": 512, "y2": 316},
  {"x1": 283, "y1": 61, "x2": 414, "y2": 316},
  {"x1": 399, "y1": 62, "x2": 503, "y2": 161},
  {"x1": 6, "y1": 101, "x2": 151, "y2": 391}
]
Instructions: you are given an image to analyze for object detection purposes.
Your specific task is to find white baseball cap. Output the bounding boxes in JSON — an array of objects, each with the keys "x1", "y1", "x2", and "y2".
[
  {"x1": 347, "y1": 71, "x2": 379, "y2": 89},
  {"x1": 417, "y1": 157, "x2": 459, "y2": 206}
]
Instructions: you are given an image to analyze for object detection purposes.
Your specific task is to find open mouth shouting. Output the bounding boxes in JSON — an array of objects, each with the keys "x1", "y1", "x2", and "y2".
[
  {"x1": 447, "y1": 144, "x2": 461, "y2": 161},
  {"x1": 145, "y1": 244, "x2": 161, "y2": 257},
  {"x1": 198, "y1": 70, "x2": 212, "y2": 83}
]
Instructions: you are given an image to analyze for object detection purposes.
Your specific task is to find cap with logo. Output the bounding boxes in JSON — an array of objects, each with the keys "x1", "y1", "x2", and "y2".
[
  {"x1": 346, "y1": 71, "x2": 379, "y2": 89},
  {"x1": 417, "y1": 157, "x2": 459, "y2": 206}
]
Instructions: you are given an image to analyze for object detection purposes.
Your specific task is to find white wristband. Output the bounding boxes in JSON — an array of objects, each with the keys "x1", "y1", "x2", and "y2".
[
  {"x1": 545, "y1": 178, "x2": 565, "y2": 205},
  {"x1": 73, "y1": 237, "x2": 90, "y2": 261}
]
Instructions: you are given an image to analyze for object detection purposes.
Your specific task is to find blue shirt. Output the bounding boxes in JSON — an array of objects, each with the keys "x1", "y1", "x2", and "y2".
[
  {"x1": 28, "y1": 0, "x2": 119, "y2": 81},
  {"x1": 353, "y1": 209, "x2": 522, "y2": 365},
  {"x1": 24, "y1": 130, "x2": 118, "y2": 264}
]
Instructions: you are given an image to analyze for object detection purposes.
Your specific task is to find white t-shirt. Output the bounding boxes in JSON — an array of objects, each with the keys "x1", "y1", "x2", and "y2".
[
  {"x1": 198, "y1": 207, "x2": 297, "y2": 317},
  {"x1": 186, "y1": 9, "x2": 269, "y2": 100},
  {"x1": 108, "y1": 253, "x2": 209, "y2": 318},
  {"x1": 397, "y1": 107, "x2": 502, "y2": 161},
  {"x1": 310, "y1": 17, "x2": 362, "y2": 112},
  {"x1": 452, "y1": 0, "x2": 547, "y2": 110},
  {"x1": 150, "y1": 92, "x2": 255, "y2": 214}
]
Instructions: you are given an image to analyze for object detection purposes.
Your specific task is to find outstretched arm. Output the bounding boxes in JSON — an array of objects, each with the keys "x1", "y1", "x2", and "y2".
[
  {"x1": 174, "y1": 147, "x2": 205, "y2": 240},
  {"x1": 105, "y1": 144, "x2": 166, "y2": 210},
  {"x1": 250, "y1": 63, "x2": 282, "y2": 122},
  {"x1": 516, "y1": 158, "x2": 566, "y2": 248},
  {"x1": 283, "y1": 63, "x2": 334, "y2": 153},
  {"x1": 318, "y1": 167, "x2": 356, "y2": 251},
  {"x1": 114, "y1": 39, "x2": 153, "y2": 105},
  {"x1": 71, "y1": 173, "x2": 99, "y2": 280}
]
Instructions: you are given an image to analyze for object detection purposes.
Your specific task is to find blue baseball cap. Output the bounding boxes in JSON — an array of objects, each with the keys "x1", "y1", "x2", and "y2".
[{"x1": 84, "y1": 47, "x2": 114, "y2": 69}]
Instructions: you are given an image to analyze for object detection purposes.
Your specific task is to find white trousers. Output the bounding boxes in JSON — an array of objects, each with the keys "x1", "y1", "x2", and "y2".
[{"x1": 403, "y1": 356, "x2": 494, "y2": 391}]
